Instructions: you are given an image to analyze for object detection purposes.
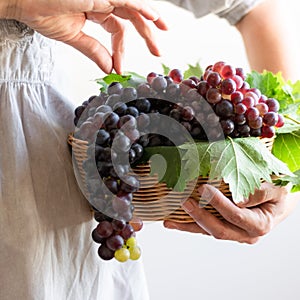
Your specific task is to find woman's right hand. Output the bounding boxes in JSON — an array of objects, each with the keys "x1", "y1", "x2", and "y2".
[{"x1": 3, "y1": 0, "x2": 168, "y2": 73}]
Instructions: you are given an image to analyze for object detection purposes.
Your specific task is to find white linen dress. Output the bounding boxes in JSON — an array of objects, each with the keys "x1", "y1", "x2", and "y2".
[{"x1": 0, "y1": 19, "x2": 149, "y2": 300}]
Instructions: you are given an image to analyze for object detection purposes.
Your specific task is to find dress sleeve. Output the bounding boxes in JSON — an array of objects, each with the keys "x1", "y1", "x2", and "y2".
[{"x1": 164, "y1": 0, "x2": 264, "y2": 25}]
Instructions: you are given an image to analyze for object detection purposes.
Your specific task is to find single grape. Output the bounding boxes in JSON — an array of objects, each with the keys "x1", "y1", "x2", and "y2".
[
  {"x1": 197, "y1": 81, "x2": 210, "y2": 97},
  {"x1": 96, "y1": 221, "x2": 114, "y2": 238},
  {"x1": 106, "y1": 234, "x2": 124, "y2": 251},
  {"x1": 118, "y1": 114, "x2": 137, "y2": 130},
  {"x1": 261, "y1": 125, "x2": 275, "y2": 138},
  {"x1": 206, "y1": 87, "x2": 222, "y2": 104},
  {"x1": 135, "y1": 98, "x2": 151, "y2": 113},
  {"x1": 121, "y1": 87, "x2": 137, "y2": 102},
  {"x1": 147, "y1": 72, "x2": 159, "y2": 84},
  {"x1": 96, "y1": 129, "x2": 110, "y2": 146},
  {"x1": 111, "y1": 219, "x2": 127, "y2": 231},
  {"x1": 107, "y1": 82, "x2": 123, "y2": 95},
  {"x1": 129, "y1": 246, "x2": 141, "y2": 261},
  {"x1": 126, "y1": 106, "x2": 139, "y2": 118},
  {"x1": 244, "y1": 91, "x2": 259, "y2": 105},
  {"x1": 113, "y1": 102, "x2": 128, "y2": 116},
  {"x1": 182, "y1": 106, "x2": 195, "y2": 121},
  {"x1": 232, "y1": 75, "x2": 243, "y2": 89},
  {"x1": 238, "y1": 124, "x2": 250, "y2": 136},
  {"x1": 212, "y1": 61, "x2": 226, "y2": 73},
  {"x1": 255, "y1": 103, "x2": 269, "y2": 115},
  {"x1": 121, "y1": 223, "x2": 135, "y2": 240},
  {"x1": 168, "y1": 68, "x2": 183, "y2": 83},
  {"x1": 129, "y1": 217, "x2": 144, "y2": 232},
  {"x1": 165, "y1": 83, "x2": 181, "y2": 100},
  {"x1": 104, "y1": 112, "x2": 119, "y2": 129},
  {"x1": 220, "y1": 119, "x2": 235, "y2": 135},
  {"x1": 98, "y1": 244, "x2": 115, "y2": 260},
  {"x1": 242, "y1": 96, "x2": 255, "y2": 109},
  {"x1": 235, "y1": 67, "x2": 246, "y2": 80},
  {"x1": 119, "y1": 176, "x2": 140, "y2": 193},
  {"x1": 215, "y1": 99, "x2": 234, "y2": 118},
  {"x1": 104, "y1": 177, "x2": 119, "y2": 194},
  {"x1": 263, "y1": 112, "x2": 278, "y2": 126},
  {"x1": 246, "y1": 107, "x2": 260, "y2": 121},
  {"x1": 220, "y1": 64, "x2": 236, "y2": 78},
  {"x1": 112, "y1": 133, "x2": 131, "y2": 153},
  {"x1": 126, "y1": 236, "x2": 137, "y2": 248},
  {"x1": 221, "y1": 78, "x2": 236, "y2": 95},
  {"x1": 231, "y1": 91, "x2": 243, "y2": 104},
  {"x1": 151, "y1": 76, "x2": 168, "y2": 92},
  {"x1": 235, "y1": 103, "x2": 247, "y2": 115},
  {"x1": 234, "y1": 114, "x2": 246, "y2": 125},
  {"x1": 206, "y1": 72, "x2": 222, "y2": 87},
  {"x1": 114, "y1": 247, "x2": 130, "y2": 262},
  {"x1": 137, "y1": 83, "x2": 152, "y2": 97},
  {"x1": 266, "y1": 98, "x2": 280, "y2": 112},
  {"x1": 92, "y1": 228, "x2": 105, "y2": 244},
  {"x1": 275, "y1": 114, "x2": 285, "y2": 128},
  {"x1": 248, "y1": 116, "x2": 263, "y2": 129}
]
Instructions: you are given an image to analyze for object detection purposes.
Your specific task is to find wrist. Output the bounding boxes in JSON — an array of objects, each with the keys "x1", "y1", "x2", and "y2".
[{"x1": 0, "y1": 1, "x2": 19, "y2": 19}]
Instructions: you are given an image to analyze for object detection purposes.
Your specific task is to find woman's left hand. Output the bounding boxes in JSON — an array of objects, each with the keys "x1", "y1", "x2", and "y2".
[{"x1": 164, "y1": 182, "x2": 299, "y2": 244}]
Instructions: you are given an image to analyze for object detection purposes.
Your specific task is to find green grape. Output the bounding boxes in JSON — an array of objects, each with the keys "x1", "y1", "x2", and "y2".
[
  {"x1": 126, "y1": 236, "x2": 137, "y2": 248},
  {"x1": 114, "y1": 248, "x2": 130, "y2": 262},
  {"x1": 129, "y1": 246, "x2": 141, "y2": 260}
]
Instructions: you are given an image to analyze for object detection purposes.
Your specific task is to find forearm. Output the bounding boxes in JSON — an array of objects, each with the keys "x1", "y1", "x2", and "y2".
[{"x1": 236, "y1": 0, "x2": 299, "y2": 81}]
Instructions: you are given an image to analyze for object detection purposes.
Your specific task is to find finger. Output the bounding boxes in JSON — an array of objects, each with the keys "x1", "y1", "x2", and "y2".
[
  {"x1": 114, "y1": 8, "x2": 162, "y2": 56},
  {"x1": 66, "y1": 31, "x2": 113, "y2": 73},
  {"x1": 238, "y1": 182, "x2": 289, "y2": 208},
  {"x1": 182, "y1": 198, "x2": 259, "y2": 244},
  {"x1": 96, "y1": 14, "x2": 126, "y2": 74},
  {"x1": 197, "y1": 184, "x2": 272, "y2": 237},
  {"x1": 163, "y1": 220, "x2": 210, "y2": 235}
]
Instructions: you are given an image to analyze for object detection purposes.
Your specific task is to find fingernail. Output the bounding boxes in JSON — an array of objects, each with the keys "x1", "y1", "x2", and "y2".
[{"x1": 182, "y1": 199, "x2": 195, "y2": 213}]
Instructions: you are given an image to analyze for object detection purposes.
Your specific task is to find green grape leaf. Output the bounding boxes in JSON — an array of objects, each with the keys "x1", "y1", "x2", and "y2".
[
  {"x1": 273, "y1": 169, "x2": 300, "y2": 192},
  {"x1": 272, "y1": 130, "x2": 300, "y2": 172},
  {"x1": 183, "y1": 62, "x2": 203, "y2": 79},
  {"x1": 138, "y1": 146, "x2": 187, "y2": 191},
  {"x1": 162, "y1": 64, "x2": 170, "y2": 76}
]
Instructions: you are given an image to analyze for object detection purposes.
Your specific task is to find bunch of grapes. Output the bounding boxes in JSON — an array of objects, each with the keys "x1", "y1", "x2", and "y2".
[{"x1": 73, "y1": 61, "x2": 285, "y2": 261}]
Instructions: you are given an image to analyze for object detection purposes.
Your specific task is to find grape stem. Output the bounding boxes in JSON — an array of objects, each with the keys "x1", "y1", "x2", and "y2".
[{"x1": 283, "y1": 114, "x2": 300, "y2": 125}]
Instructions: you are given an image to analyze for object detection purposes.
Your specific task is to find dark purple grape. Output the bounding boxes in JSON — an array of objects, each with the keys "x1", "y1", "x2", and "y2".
[
  {"x1": 126, "y1": 106, "x2": 139, "y2": 118},
  {"x1": 169, "y1": 108, "x2": 181, "y2": 121},
  {"x1": 182, "y1": 106, "x2": 195, "y2": 121},
  {"x1": 165, "y1": 83, "x2": 181, "y2": 100},
  {"x1": 75, "y1": 105, "x2": 86, "y2": 118},
  {"x1": 248, "y1": 116, "x2": 263, "y2": 130},
  {"x1": 137, "y1": 83, "x2": 152, "y2": 97},
  {"x1": 220, "y1": 119, "x2": 235, "y2": 135},
  {"x1": 266, "y1": 98, "x2": 280, "y2": 112},
  {"x1": 113, "y1": 102, "x2": 128, "y2": 116},
  {"x1": 221, "y1": 78, "x2": 236, "y2": 95},
  {"x1": 238, "y1": 124, "x2": 250, "y2": 136},
  {"x1": 151, "y1": 76, "x2": 168, "y2": 92},
  {"x1": 121, "y1": 224, "x2": 135, "y2": 240},
  {"x1": 234, "y1": 114, "x2": 246, "y2": 125},
  {"x1": 92, "y1": 228, "x2": 105, "y2": 244},
  {"x1": 119, "y1": 176, "x2": 140, "y2": 193},
  {"x1": 121, "y1": 87, "x2": 137, "y2": 102},
  {"x1": 112, "y1": 133, "x2": 131, "y2": 153},
  {"x1": 263, "y1": 112, "x2": 278, "y2": 126},
  {"x1": 130, "y1": 143, "x2": 144, "y2": 163},
  {"x1": 118, "y1": 114, "x2": 137, "y2": 130},
  {"x1": 96, "y1": 129, "x2": 110, "y2": 146},
  {"x1": 111, "y1": 219, "x2": 127, "y2": 231},
  {"x1": 107, "y1": 82, "x2": 123, "y2": 95},
  {"x1": 135, "y1": 98, "x2": 151, "y2": 113},
  {"x1": 98, "y1": 244, "x2": 115, "y2": 260},
  {"x1": 215, "y1": 100, "x2": 234, "y2": 118},
  {"x1": 261, "y1": 125, "x2": 275, "y2": 138},
  {"x1": 106, "y1": 234, "x2": 124, "y2": 251},
  {"x1": 104, "y1": 112, "x2": 119, "y2": 129},
  {"x1": 94, "y1": 211, "x2": 111, "y2": 222},
  {"x1": 197, "y1": 81, "x2": 210, "y2": 97},
  {"x1": 104, "y1": 177, "x2": 119, "y2": 194},
  {"x1": 206, "y1": 72, "x2": 222, "y2": 87},
  {"x1": 96, "y1": 221, "x2": 114, "y2": 238},
  {"x1": 206, "y1": 88, "x2": 222, "y2": 104}
]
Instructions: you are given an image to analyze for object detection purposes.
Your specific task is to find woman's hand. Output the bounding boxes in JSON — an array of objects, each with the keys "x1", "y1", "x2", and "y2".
[
  {"x1": 164, "y1": 183, "x2": 299, "y2": 244},
  {"x1": 5, "y1": 0, "x2": 168, "y2": 74}
]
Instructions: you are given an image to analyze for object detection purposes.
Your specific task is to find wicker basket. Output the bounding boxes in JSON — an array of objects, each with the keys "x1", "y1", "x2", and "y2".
[{"x1": 68, "y1": 134, "x2": 274, "y2": 223}]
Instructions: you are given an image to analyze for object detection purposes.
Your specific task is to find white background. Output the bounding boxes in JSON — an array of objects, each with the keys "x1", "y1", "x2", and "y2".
[{"x1": 53, "y1": 1, "x2": 300, "y2": 299}]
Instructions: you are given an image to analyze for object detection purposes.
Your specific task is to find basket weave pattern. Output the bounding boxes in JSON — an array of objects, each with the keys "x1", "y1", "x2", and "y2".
[{"x1": 68, "y1": 134, "x2": 274, "y2": 223}]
